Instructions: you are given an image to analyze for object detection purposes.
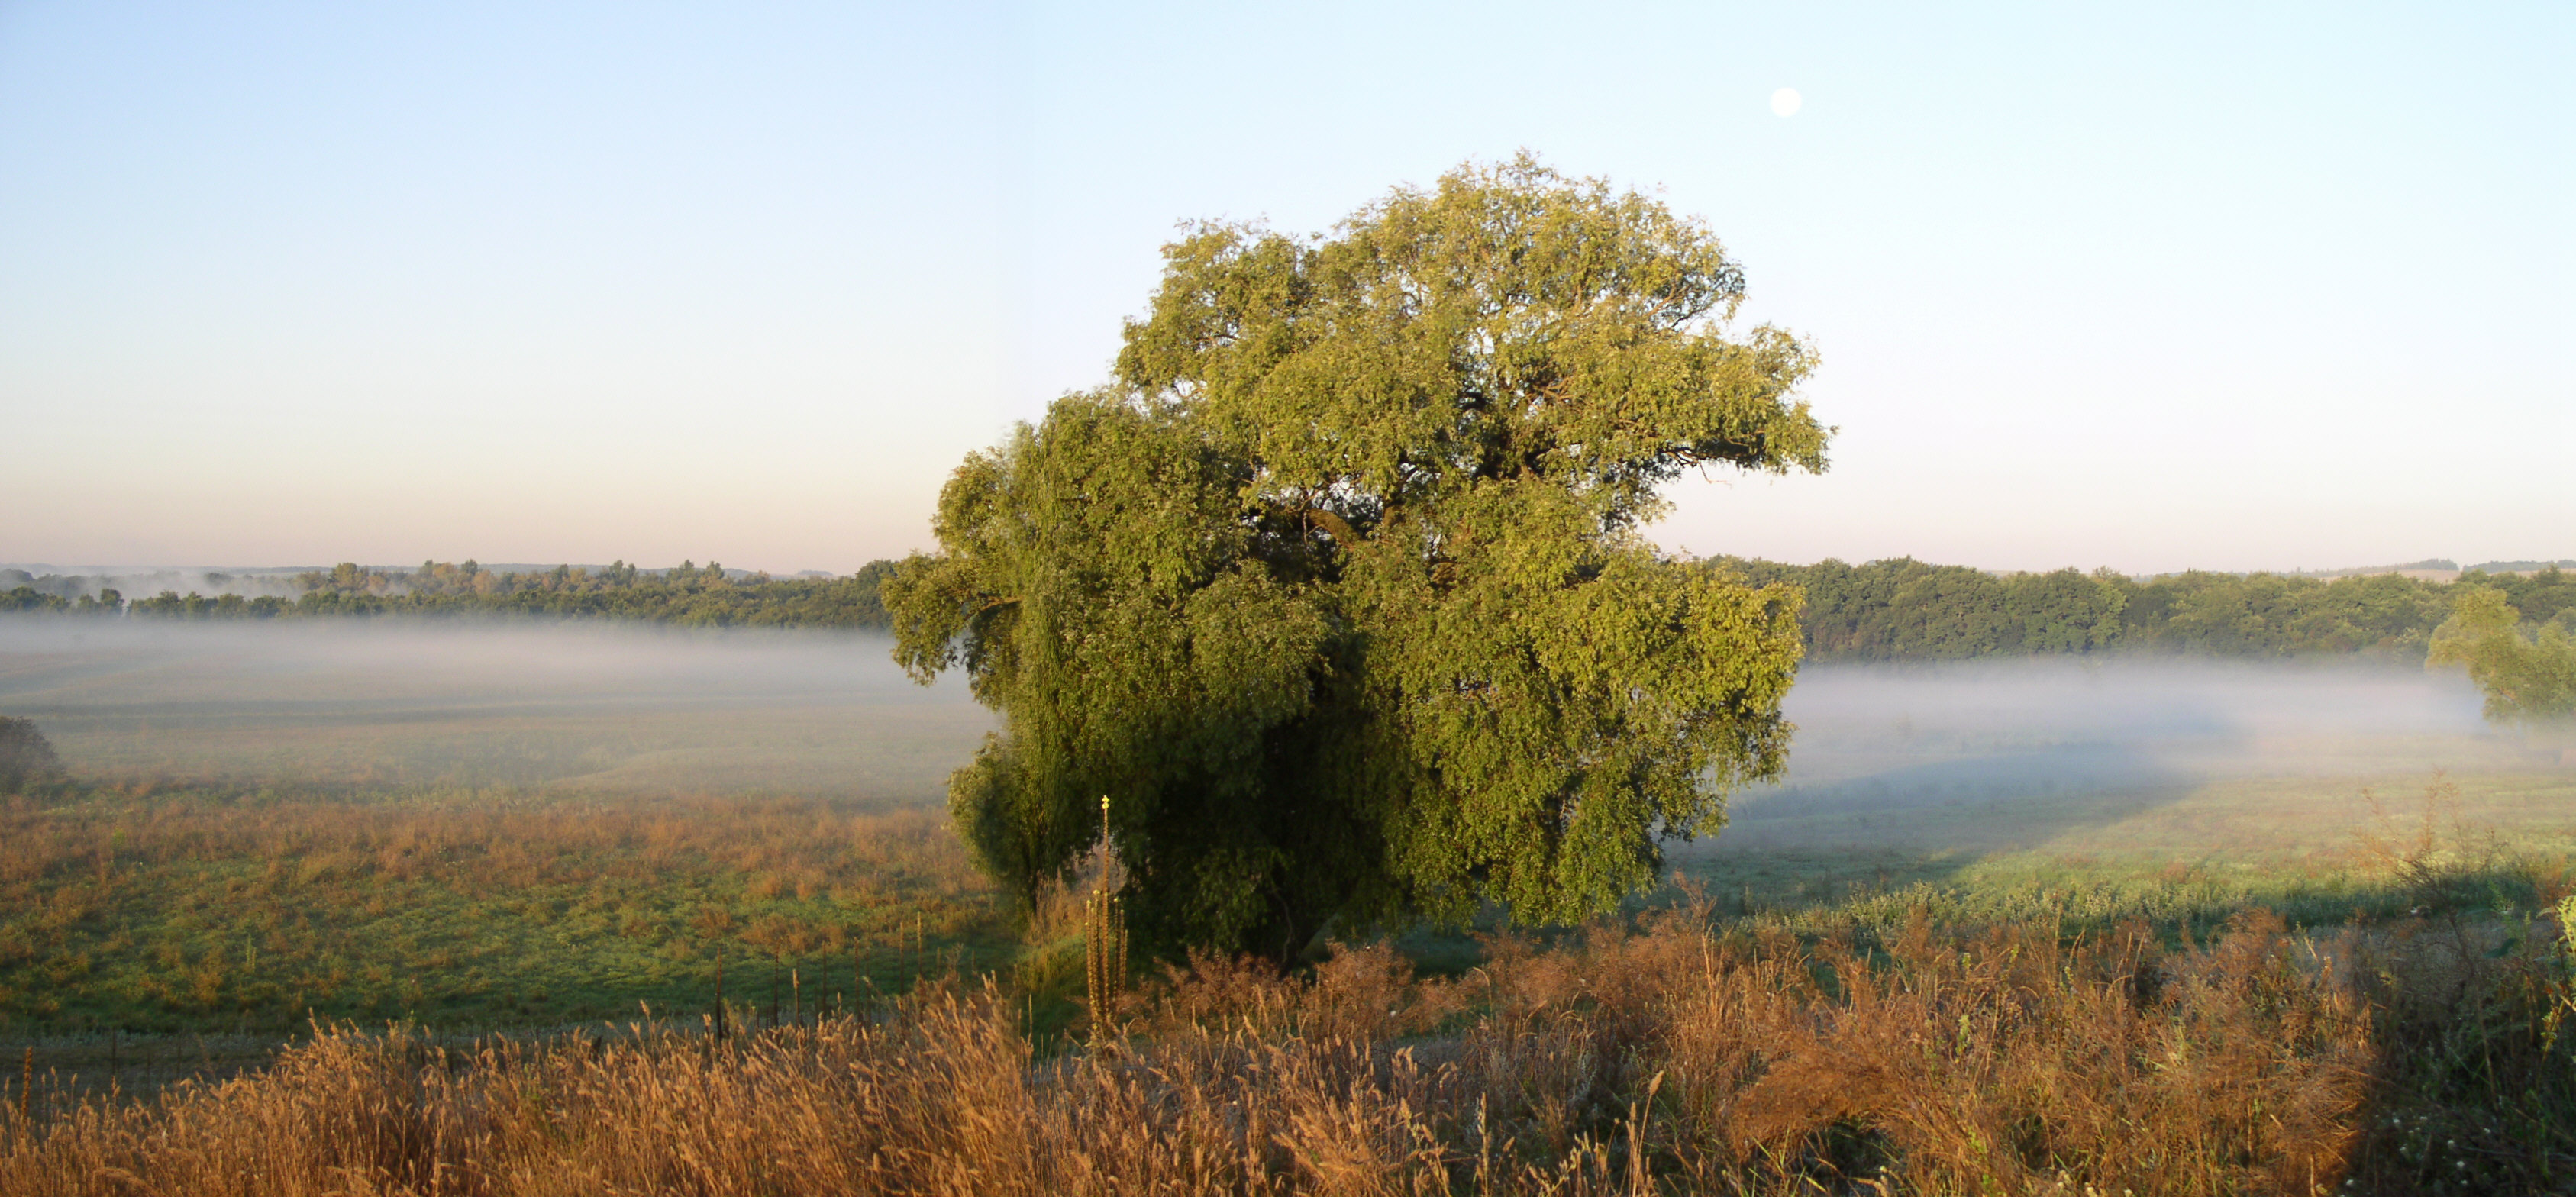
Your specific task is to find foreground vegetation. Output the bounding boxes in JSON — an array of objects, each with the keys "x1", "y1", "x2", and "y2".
[
  {"x1": 5, "y1": 892, "x2": 2569, "y2": 1195},
  {"x1": 0, "y1": 786, "x2": 1006, "y2": 1034},
  {"x1": 12, "y1": 771, "x2": 2567, "y2": 1041},
  {"x1": 2, "y1": 765, "x2": 2572, "y2": 1192}
]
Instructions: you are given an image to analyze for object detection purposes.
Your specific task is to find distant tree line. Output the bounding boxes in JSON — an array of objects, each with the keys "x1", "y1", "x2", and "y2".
[
  {"x1": 1709, "y1": 558, "x2": 2575, "y2": 662},
  {"x1": 10, "y1": 554, "x2": 2571, "y2": 663},
  {"x1": 0, "y1": 589, "x2": 127, "y2": 615},
  {"x1": 1, "y1": 560, "x2": 897, "y2": 630},
  {"x1": 276, "y1": 559, "x2": 898, "y2": 628}
]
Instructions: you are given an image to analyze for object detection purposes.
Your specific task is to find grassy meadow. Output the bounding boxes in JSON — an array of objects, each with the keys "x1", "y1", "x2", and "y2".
[
  {"x1": 2, "y1": 619, "x2": 2572, "y2": 1192},
  {"x1": 0, "y1": 622, "x2": 1002, "y2": 1038}
]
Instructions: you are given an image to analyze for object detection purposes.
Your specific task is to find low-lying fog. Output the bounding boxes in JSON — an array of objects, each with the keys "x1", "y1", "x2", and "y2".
[
  {"x1": 1770, "y1": 659, "x2": 2501, "y2": 789},
  {"x1": 1725, "y1": 659, "x2": 2568, "y2": 860},
  {"x1": 0, "y1": 618, "x2": 989, "y2": 799},
  {"x1": 2, "y1": 620, "x2": 2564, "y2": 858}
]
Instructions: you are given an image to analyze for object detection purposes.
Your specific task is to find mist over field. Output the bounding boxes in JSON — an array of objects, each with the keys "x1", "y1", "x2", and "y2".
[
  {"x1": 0, "y1": 618, "x2": 988, "y2": 800},
  {"x1": 1722, "y1": 658, "x2": 2569, "y2": 860},
  {"x1": 5, "y1": 617, "x2": 2561, "y2": 864},
  {"x1": 5, "y1": 5, "x2": 2568, "y2": 1179},
  {"x1": 5, "y1": 626, "x2": 2572, "y2": 1189},
  {"x1": 1774, "y1": 659, "x2": 2496, "y2": 783}
]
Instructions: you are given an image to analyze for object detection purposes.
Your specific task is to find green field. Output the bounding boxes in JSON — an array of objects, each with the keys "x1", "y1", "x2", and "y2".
[{"x1": 3, "y1": 622, "x2": 2569, "y2": 1066}]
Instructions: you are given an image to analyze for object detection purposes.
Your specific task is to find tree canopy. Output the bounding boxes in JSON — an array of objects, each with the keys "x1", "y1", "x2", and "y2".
[
  {"x1": 2428, "y1": 588, "x2": 2576, "y2": 728},
  {"x1": 886, "y1": 159, "x2": 1829, "y2": 961},
  {"x1": 1713, "y1": 558, "x2": 2559, "y2": 662}
]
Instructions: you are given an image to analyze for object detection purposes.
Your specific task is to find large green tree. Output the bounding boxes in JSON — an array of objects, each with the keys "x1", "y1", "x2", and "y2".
[{"x1": 887, "y1": 158, "x2": 1829, "y2": 961}]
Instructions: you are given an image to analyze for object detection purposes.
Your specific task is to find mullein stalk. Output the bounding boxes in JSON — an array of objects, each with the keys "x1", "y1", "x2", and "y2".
[{"x1": 1085, "y1": 795, "x2": 1126, "y2": 1043}]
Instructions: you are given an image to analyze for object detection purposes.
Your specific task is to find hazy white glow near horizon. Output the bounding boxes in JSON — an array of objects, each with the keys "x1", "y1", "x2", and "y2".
[{"x1": 1, "y1": 2, "x2": 2567, "y2": 575}]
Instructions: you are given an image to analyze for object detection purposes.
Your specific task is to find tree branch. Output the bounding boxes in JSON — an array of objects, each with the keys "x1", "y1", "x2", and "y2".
[{"x1": 1301, "y1": 508, "x2": 1363, "y2": 547}]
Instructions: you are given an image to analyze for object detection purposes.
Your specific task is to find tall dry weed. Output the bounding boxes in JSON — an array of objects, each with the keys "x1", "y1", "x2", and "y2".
[{"x1": 1, "y1": 909, "x2": 2417, "y2": 1195}]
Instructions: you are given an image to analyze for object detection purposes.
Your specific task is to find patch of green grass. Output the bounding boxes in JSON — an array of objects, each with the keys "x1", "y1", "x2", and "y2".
[
  {"x1": 1677, "y1": 767, "x2": 2576, "y2": 937},
  {"x1": 9, "y1": 763, "x2": 2571, "y2": 1047},
  {"x1": 0, "y1": 785, "x2": 1012, "y2": 1037}
]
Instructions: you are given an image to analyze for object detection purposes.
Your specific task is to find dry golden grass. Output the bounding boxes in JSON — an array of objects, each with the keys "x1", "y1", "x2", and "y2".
[{"x1": 8, "y1": 901, "x2": 2505, "y2": 1197}]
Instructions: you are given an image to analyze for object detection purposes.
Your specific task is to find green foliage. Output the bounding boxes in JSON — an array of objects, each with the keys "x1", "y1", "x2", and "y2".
[
  {"x1": 889, "y1": 393, "x2": 1339, "y2": 950},
  {"x1": 1722, "y1": 559, "x2": 2129, "y2": 660},
  {"x1": 108, "y1": 560, "x2": 900, "y2": 628},
  {"x1": 35, "y1": 556, "x2": 2570, "y2": 670},
  {"x1": 2471, "y1": 562, "x2": 2576, "y2": 627},
  {"x1": 125, "y1": 592, "x2": 293, "y2": 619},
  {"x1": 0, "y1": 586, "x2": 118, "y2": 615},
  {"x1": 2128, "y1": 569, "x2": 2455, "y2": 656},
  {"x1": 0, "y1": 718, "x2": 65, "y2": 794},
  {"x1": 0, "y1": 786, "x2": 1006, "y2": 1034},
  {"x1": 1722, "y1": 557, "x2": 2485, "y2": 661},
  {"x1": 889, "y1": 158, "x2": 1825, "y2": 960},
  {"x1": 1, "y1": 588, "x2": 64, "y2": 614},
  {"x1": 2428, "y1": 587, "x2": 2576, "y2": 726}
]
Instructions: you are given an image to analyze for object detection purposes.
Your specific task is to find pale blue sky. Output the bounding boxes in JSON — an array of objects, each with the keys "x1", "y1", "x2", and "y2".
[{"x1": 2, "y1": 1, "x2": 2567, "y2": 573}]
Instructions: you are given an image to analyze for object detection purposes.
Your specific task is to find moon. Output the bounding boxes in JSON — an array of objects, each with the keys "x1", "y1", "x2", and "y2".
[{"x1": 1771, "y1": 87, "x2": 1802, "y2": 117}]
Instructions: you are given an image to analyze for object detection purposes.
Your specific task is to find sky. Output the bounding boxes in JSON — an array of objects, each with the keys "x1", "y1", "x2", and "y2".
[{"x1": 2, "y1": 1, "x2": 2568, "y2": 575}]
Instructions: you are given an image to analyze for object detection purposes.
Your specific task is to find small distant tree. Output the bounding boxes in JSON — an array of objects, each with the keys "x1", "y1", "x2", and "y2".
[
  {"x1": 2429, "y1": 589, "x2": 2576, "y2": 726},
  {"x1": 888, "y1": 157, "x2": 1828, "y2": 962},
  {"x1": 0, "y1": 716, "x2": 65, "y2": 794}
]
